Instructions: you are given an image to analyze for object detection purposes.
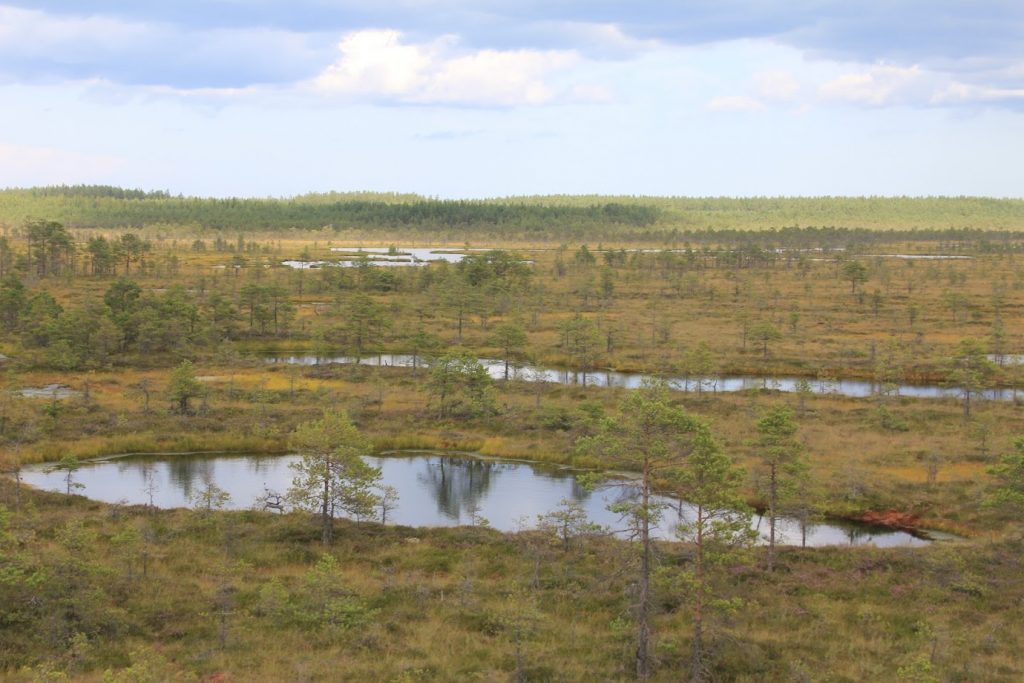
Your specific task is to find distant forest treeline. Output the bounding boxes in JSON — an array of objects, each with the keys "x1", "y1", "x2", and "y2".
[{"x1": 1, "y1": 186, "x2": 1023, "y2": 239}]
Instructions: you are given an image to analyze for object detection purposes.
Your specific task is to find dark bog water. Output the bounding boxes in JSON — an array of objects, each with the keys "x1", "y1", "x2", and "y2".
[
  {"x1": 265, "y1": 353, "x2": 1022, "y2": 402},
  {"x1": 21, "y1": 451, "x2": 930, "y2": 547}
]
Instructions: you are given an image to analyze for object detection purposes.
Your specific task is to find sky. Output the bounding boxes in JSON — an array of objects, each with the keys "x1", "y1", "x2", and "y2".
[{"x1": 1, "y1": 1, "x2": 1022, "y2": 198}]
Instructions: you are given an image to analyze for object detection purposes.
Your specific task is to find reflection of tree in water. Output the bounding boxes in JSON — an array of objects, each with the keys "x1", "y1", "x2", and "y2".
[
  {"x1": 165, "y1": 457, "x2": 215, "y2": 502},
  {"x1": 418, "y1": 457, "x2": 510, "y2": 520},
  {"x1": 601, "y1": 485, "x2": 686, "y2": 536},
  {"x1": 845, "y1": 524, "x2": 867, "y2": 546},
  {"x1": 244, "y1": 456, "x2": 277, "y2": 477},
  {"x1": 568, "y1": 477, "x2": 592, "y2": 502},
  {"x1": 118, "y1": 459, "x2": 163, "y2": 500}
]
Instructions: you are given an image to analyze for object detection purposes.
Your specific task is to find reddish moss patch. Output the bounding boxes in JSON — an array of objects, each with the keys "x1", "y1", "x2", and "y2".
[{"x1": 857, "y1": 510, "x2": 920, "y2": 529}]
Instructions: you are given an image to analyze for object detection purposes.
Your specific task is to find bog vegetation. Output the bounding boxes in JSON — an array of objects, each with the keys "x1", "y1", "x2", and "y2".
[{"x1": 0, "y1": 188, "x2": 1023, "y2": 681}]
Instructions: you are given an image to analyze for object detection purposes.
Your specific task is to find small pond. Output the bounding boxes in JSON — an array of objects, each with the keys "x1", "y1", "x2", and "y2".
[
  {"x1": 21, "y1": 451, "x2": 930, "y2": 547},
  {"x1": 15, "y1": 384, "x2": 80, "y2": 399}
]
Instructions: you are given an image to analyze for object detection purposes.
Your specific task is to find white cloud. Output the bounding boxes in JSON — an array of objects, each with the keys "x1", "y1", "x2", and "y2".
[
  {"x1": 815, "y1": 60, "x2": 1024, "y2": 108},
  {"x1": 539, "y1": 21, "x2": 662, "y2": 58},
  {"x1": 818, "y1": 64, "x2": 926, "y2": 106},
  {"x1": 753, "y1": 69, "x2": 800, "y2": 101},
  {"x1": 313, "y1": 30, "x2": 435, "y2": 96},
  {"x1": 708, "y1": 95, "x2": 766, "y2": 112},
  {"x1": 930, "y1": 81, "x2": 1024, "y2": 106},
  {"x1": 311, "y1": 29, "x2": 583, "y2": 106}
]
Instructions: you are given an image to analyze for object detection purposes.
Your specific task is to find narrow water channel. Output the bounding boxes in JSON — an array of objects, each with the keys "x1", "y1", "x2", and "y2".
[{"x1": 265, "y1": 353, "x2": 1021, "y2": 401}]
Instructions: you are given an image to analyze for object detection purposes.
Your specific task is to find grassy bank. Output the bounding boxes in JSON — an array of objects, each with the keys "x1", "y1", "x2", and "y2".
[
  {"x1": 1, "y1": 358, "x2": 1017, "y2": 535},
  {"x1": 0, "y1": 478, "x2": 1020, "y2": 682}
]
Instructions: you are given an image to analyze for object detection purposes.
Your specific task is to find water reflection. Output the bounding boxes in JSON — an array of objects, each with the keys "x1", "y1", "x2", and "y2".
[
  {"x1": 283, "y1": 247, "x2": 468, "y2": 269},
  {"x1": 21, "y1": 451, "x2": 930, "y2": 548},
  {"x1": 418, "y1": 456, "x2": 508, "y2": 520},
  {"x1": 328, "y1": 247, "x2": 467, "y2": 264},
  {"x1": 266, "y1": 353, "x2": 1022, "y2": 402}
]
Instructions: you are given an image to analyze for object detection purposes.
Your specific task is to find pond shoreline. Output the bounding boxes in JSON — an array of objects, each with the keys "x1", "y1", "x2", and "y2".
[{"x1": 16, "y1": 448, "x2": 952, "y2": 544}]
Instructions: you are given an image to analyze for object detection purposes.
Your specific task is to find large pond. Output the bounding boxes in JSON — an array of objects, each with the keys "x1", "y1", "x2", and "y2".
[
  {"x1": 21, "y1": 451, "x2": 930, "y2": 548},
  {"x1": 266, "y1": 353, "x2": 1022, "y2": 402}
]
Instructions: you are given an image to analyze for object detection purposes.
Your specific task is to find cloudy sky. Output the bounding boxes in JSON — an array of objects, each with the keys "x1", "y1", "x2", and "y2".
[{"x1": 1, "y1": 1, "x2": 1023, "y2": 197}]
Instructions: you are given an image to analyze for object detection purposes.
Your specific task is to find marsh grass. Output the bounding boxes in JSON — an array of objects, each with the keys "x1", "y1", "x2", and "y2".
[{"x1": 1, "y1": 478, "x2": 1021, "y2": 682}]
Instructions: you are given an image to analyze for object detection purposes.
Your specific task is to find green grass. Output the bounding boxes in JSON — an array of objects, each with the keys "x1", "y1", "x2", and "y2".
[{"x1": 0, "y1": 479, "x2": 1020, "y2": 682}]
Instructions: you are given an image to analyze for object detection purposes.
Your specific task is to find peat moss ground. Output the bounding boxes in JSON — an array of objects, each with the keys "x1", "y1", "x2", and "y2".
[
  {"x1": 1, "y1": 478, "x2": 1022, "y2": 682},
  {"x1": 18, "y1": 235, "x2": 1024, "y2": 382},
  {"x1": 1, "y1": 229, "x2": 1024, "y2": 680}
]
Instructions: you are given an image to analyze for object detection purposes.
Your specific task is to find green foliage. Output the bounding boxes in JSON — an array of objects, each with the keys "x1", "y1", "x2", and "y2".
[
  {"x1": 0, "y1": 275, "x2": 27, "y2": 332},
  {"x1": 299, "y1": 554, "x2": 375, "y2": 632},
  {"x1": 166, "y1": 360, "x2": 202, "y2": 415},
  {"x1": 672, "y1": 427, "x2": 756, "y2": 679},
  {"x1": 489, "y1": 321, "x2": 528, "y2": 380},
  {"x1": 537, "y1": 499, "x2": 603, "y2": 550},
  {"x1": 54, "y1": 456, "x2": 85, "y2": 495},
  {"x1": 748, "y1": 321, "x2": 781, "y2": 358},
  {"x1": 458, "y1": 250, "x2": 533, "y2": 288},
  {"x1": 101, "y1": 649, "x2": 178, "y2": 683},
  {"x1": 841, "y1": 260, "x2": 869, "y2": 293},
  {"x1": 286, "y1": 410, "x2": 381, "y2": 544},
  {"x1": 557, "y1": 315, "x2": 603, "y2": 379},
  {"x1": 755, "y1": 407, "x2": 809, "y2": 568},
  {"x1": 20, "y1": 291, "x2": 62, "y2": 348},
  {"x1": 667, "y1": 430, "x2": 757, "y2": 675},
  {"x1": 43, "y1": 304, "x2": 121, "y2": 370},
  {"x1": 681, "y1": 341, "x2": 717, "y2": 394},
  {"x1": 875, "y1": 405, "x2": 910, "y2": 432},
  {"x1": 8, "y1": 187, "x2": 1024, "y2": 239},
  {"x1": 103, "y1": 279, "x2": 141, "y2": 317},
  {"x1": 427, "y1": 353, "x2": 497, "y2": 418},
  {"x1": 0, "y1": 188, "x2": 658, "y2": 237},
  {"x1": 675, "y1": 429, "x2": 756, "y2": 556},
  {"x1": 895, "y1": 654, "x2": 940, "y2": 682},
  {"x1": 943, "y1": 338, "x2": 996, "y2": 418},
  {"x1": 24, "y1": 220, "x2": 74, "y2": 278},
  {"x1": 575, "y1": 379, "x2": 707, "y2": 679},
  {"x1": 255, "y1": 554, "x2": 377, "y2": 635},
  {"x1": 577, "y1": 379, "x2": 701, "y2": 477},
  {"x1": 986, "y1": 438, "x2": 1024, "y2": 513},
  {"x1": 2, "y1": 474, "x2": 1024, "y2": 682},
  {"x1": 539, "y1": 405, "x2": 573, "y2": 431},
  {"x1": 189, "y1": 475, "x2": 231, "y2": 513}
]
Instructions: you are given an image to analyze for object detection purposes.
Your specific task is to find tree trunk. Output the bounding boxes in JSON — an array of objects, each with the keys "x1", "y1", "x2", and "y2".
[
  {"x1": 636, "y1": 457, "x2": 652, "y2": 680},
  {"x1": 767, "y1": 462, "x2": 777, "y2": 572},
  {"x1": 691, "y1": 506, "x2": 706, "y2": 682},
  {"x1": 321, "y1": 476, "x2": 332, "y2": 545}
]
